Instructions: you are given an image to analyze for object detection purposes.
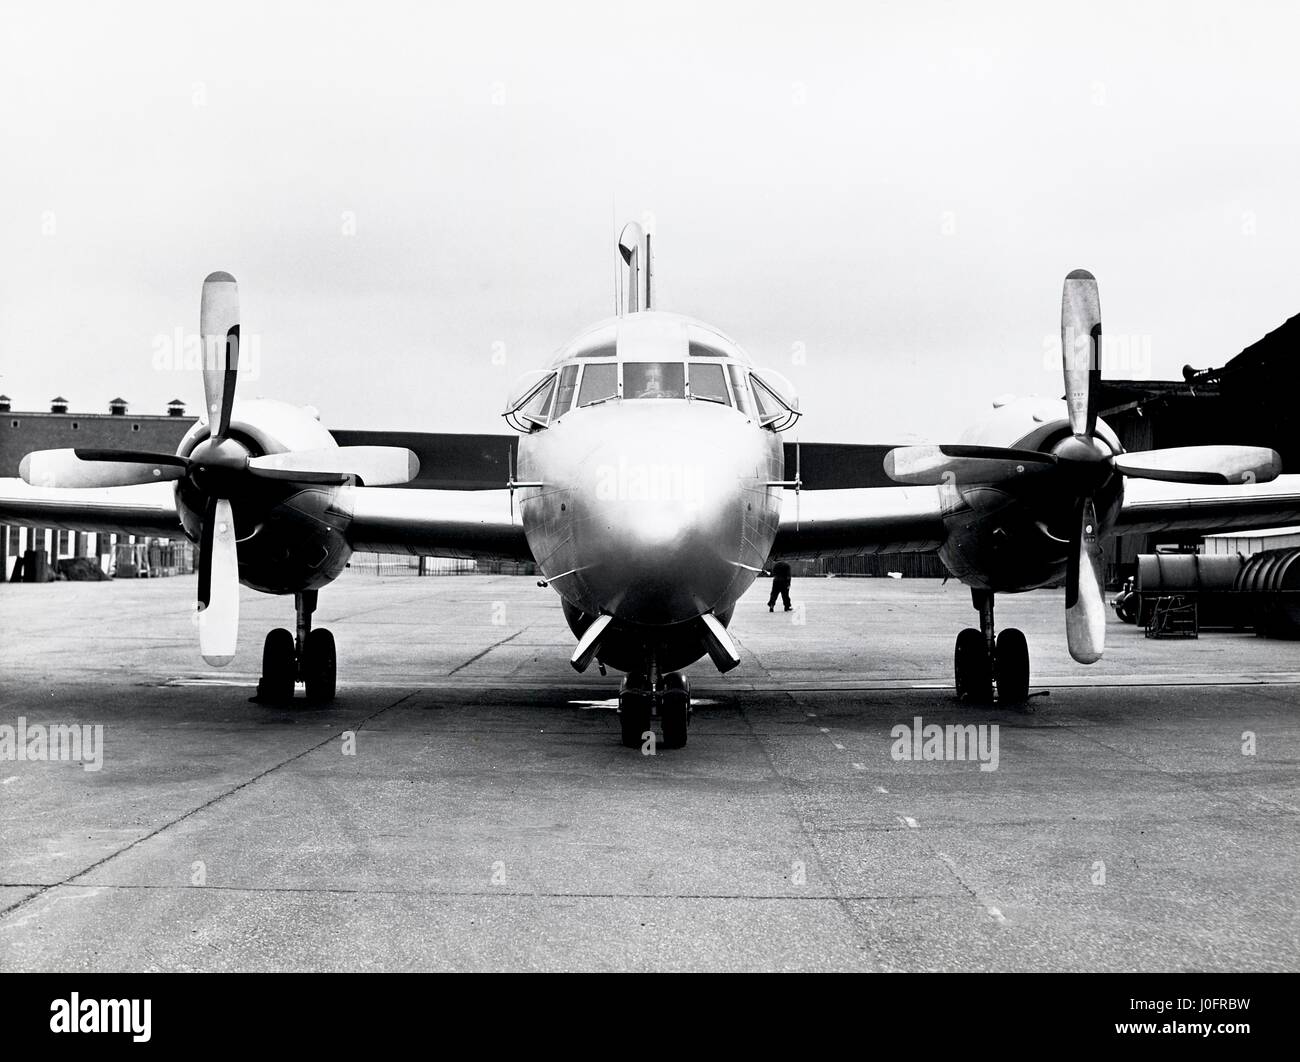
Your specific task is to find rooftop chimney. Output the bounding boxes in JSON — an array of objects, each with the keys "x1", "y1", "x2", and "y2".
[
  {"x1": 50, "y1": 396, "x2": 69, "y2": 414},
  {"x1": 167, "y1": 398, "x2": 186, "y2": 417},
  {"x1": 109, "y1": 397, "x2": 128, "y2": 415},
  {"x1": 0, "y1": 395, "x2": 10, "y2": 413}
]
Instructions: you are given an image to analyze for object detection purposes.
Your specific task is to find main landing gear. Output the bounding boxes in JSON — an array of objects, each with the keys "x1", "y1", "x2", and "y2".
[
  {"x1": 954, "y1": 589, "x2": 1029, "y2": 707},
  {"x1": 257, "y1": 589, "x2": 336, "y2": 704},
  {"x1": 619, "y1": 670, "x2": 691, "y2": 749}
]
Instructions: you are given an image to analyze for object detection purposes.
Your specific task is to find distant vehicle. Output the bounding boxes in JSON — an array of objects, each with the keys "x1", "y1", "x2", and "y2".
[
  {"x1": 113, "y1": 542, "x2": 151, "y2": 578},
  {"x1": 1112, "y1": 577, "x2": 1138, "y2": 624}
]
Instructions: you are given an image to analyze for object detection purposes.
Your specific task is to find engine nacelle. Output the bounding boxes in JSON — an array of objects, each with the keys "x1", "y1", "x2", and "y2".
[
  {"x1": 940, "y1": 402, "x2": 1126, "y2": 592},
  {"x1": 174, "y1": 399, "x2": 353, "y2": 595}
]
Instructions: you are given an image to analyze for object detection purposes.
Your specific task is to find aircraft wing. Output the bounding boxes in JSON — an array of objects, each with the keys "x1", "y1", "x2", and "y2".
[
  {"x1": 0, "y1": 478, "x2": 532, "y2": 563},
  {"x1": 772, "y1": 486, "x2": 948, "y2": 559},
  {"x1": 339, "y1": 486, "x2": 532, "y2": 561},
  {"x1": 331, "y1": 430, "x2": 515, "y2": 490},
  {"x1": 0, "y1": 479, "x2": 182, "y2": 537},
  {"x1": 770, "y1": 474, "x2": 1300, "y2": 560},
  {"x1": 1116, "y1": 474, "x2": 1300, "y2": 536}
]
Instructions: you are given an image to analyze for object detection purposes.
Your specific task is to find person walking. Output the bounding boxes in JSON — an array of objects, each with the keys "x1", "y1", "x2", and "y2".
[{"x1": 768, "y1": 560, "x2": 792, "y2": 612}]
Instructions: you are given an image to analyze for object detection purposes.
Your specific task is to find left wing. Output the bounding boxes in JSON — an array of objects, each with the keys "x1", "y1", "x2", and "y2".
[
  {"x1": 338, "y1": 486, "x2": 531, "y2": 561},
  {"x1": 0, "y1": 479, "x2": 182, "y2": 537},
  {"x1": 0, "y1": 478, "x2": 532, "y2": 562}
]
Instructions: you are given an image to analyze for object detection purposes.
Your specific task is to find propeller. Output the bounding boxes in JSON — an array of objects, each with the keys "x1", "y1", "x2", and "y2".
[
  {"x1": 884, "y1": 444, "x2": 1056, "y2": 486},
  {"x1": 193, "y1": 271, "x2": 242, "y2": 665},
  {"x1": 17, "y1": 271, "x2": 420, "y2": 667},
  {"x1": 21, "y1": 444, "x2": 420, "y2": 490},
  {"x1": 884, "y1": 268, "x2": 1283, "y2": 665}
]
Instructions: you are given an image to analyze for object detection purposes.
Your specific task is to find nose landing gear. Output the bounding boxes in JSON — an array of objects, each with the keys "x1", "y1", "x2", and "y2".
[
  {"x1": 955, "y1": 589, "x2": 1030, "y2": 707},
  {"x1": 618, "y1": 669, "x2": 692, "y2": 749},
  {"x1": 257, "y1": 590, "x2": 337, "y2": 704}
]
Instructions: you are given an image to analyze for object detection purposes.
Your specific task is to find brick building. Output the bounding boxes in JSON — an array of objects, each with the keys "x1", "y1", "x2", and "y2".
[{"x1": 0, "y1": 397, "x2": 195, "y2": 579}]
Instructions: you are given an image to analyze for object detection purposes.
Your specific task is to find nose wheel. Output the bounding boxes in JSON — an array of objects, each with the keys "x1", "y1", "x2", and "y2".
[
  {"x1": 660, "y1": 673, "x2": 691, "y2": 749},
  {"x1": 618, "y1": 670, "x2": 692, "y2": 749},
  {"x1": 257, "y1": 590, "x2": 337, "y2": 704},
  {"x1": 955, "y1": 590, "x2": 1030, "y2": 707}
]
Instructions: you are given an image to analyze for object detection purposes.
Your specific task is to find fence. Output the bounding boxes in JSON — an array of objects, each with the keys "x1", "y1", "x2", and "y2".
[
  {"x1": 813, "y1": 552, "x2": 949, "y2": 578},
  {"x1": 346, "y1": 554, "x2": 536, "y2": 577}
]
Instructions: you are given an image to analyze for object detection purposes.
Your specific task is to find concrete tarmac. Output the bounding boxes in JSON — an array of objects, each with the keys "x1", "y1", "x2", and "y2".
[{"x1": 1, "y1": 572, "x2": 1297, "y2": 971}]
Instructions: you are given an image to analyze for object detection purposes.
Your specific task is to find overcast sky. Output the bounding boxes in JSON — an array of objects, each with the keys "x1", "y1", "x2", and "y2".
[{"x1": 2, "y1": 0, "x2": 1298, "y2": 442}]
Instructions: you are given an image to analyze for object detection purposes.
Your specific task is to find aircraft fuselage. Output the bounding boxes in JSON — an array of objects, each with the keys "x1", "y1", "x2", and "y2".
[{"x1": 511, "y1": 310, "x2": 789, "y2": 674}]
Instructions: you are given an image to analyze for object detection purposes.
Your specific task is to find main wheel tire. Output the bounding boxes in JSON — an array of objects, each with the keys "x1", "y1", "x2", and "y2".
[
  {"x1": 619, "y1": 682, "x2": 653, "y2": 750},
  {"x1": 303, "y1": 628, "x2": 337, "y2": 704},
  {"x1": 661, "y1": 673, "x2": 690, "y2": 749},
  {"x1": 995, "y1": 627, "x2": 1030, "y2": 706},
  {"x1": 954, "y1": 627, "x2": 993, "y2": 704},
  {"x1": 260, "y1": 628, "x2": 296, "y2": 703}
]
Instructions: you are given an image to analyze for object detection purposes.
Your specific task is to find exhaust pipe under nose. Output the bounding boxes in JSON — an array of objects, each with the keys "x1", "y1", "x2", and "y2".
[
  {"x1": 699, "y1": 613, "x2": 741, "y2": 673},
  {"x1": 570, "y1": 614, "x2": 613, "y2": 673}
]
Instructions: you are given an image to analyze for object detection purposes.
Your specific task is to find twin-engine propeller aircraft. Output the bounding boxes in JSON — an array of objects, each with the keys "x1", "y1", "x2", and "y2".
[{"x1": 3, "y1": 229, "x2": 1299, "y2": 749}]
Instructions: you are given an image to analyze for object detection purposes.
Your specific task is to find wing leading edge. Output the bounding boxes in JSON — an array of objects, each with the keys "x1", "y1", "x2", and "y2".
[
  {"x1": 0, "y1": 478, "x2": 532, "y2": 563},
  {"x1": 338, "y1": 486, "x2": 532, "y2": 561},
  {"x1": 1115, "y1": 475, "x2": 1300, "y2": 536},
  {"x1": 772, "y1": 486, "x2": 948, "y2": 559},
  {"x1": 771, "y1": 474, "x2": 1300, "y2": 561},
  {"x1": 0, "y1": 479, "x2": 182, "y2": 537}
]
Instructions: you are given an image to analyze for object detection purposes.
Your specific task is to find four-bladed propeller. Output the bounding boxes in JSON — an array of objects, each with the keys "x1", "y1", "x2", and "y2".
[
  {"x1": 885, "y1": 269, "x2": 1282, "y2": 665},
  {"x1": 18, "y1": 271, "x2": 419, "y2": 666}
]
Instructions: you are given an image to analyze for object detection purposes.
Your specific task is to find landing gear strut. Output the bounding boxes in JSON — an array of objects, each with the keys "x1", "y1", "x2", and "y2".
[
  {"x1": 954, "y1": 589, "x2": 1029, "y2": 706},
  {"x1": 618, "y1": 667, "x2": 692, "y2": 749},
  {"x1": 258, "y1": 590, "x2": 336, "y2": 704}
]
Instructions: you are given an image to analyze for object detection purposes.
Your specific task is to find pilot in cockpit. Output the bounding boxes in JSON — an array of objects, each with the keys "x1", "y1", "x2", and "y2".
[{"x1": 631, "y1": 362, "x2": 682, "y2": 400}]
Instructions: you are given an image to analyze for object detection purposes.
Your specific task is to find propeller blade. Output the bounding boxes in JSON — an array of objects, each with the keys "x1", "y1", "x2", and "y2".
[
  {"x1": 244, "y1": 466, "x2": 351, "y2": 486},
  {"x1": 1114, "y1": 445, "x2": 1282, "y2": 485},
  {"x1": 19, "y1": 449, "x2": 187, "y2": 488},
  {"x1": 73, "y1": 448, "x2": 189, "y2": 467},
  {"x1": 1064, "y1": 496, "x2": 1106, "y2": 664},
  {"x1": 200, "y1": 271, "x2": 240, "y2": 440},
  {"x1": 884, "y1": 444, "x2": 1055, "y2": 486},
  {"x1": 1061, "y1": 269, "x2": 1102, "y2": 439},
  {"x1": 247, "y1": 446, "x2": 420, "y2": 486},
  {"x1": 197, "y1": 496, "x2": 240, "y2": 666}
]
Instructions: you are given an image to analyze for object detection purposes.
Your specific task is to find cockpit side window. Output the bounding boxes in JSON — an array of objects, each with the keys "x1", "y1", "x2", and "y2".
[
  {"x1": 577, "y1": 362, "x2": 619, "y2": 406},
  {"x1": 553, "y1": 364, "x2": 579, "y2": 419},
  {"x1": 727, "y1": 363, "x2": 753, "y2": 416},
  {"x1": 515, "y1": 375, "x2": 555, "y2": 429},
  {"x1": 749, "y1": 370, "x2": 801, "y2": 431},
  {"x1": 688, "y1": 361, "x2": 730, "y2": 405},
  {"x1": 624, "y1": 362, "x2": 685, "y2": 400}
]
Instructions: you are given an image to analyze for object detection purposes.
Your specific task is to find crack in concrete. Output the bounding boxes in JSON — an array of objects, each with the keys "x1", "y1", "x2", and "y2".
[{"x1": 0, "y1": 692, "x2": 417, "y2": 924}]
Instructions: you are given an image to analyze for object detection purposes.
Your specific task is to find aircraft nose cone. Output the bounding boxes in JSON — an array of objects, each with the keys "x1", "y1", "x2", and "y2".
[{"x1": 571, "y1": 405, "x2": 746, "y2": 625}]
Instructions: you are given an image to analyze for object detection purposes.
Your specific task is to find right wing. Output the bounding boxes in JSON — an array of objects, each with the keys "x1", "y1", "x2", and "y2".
[
  {"x1": 770, "y1": 474, "x2": 1300, "y2": 561},
  {"x1": 1116, "y1": 474, "x2": 1300, "y2": 535},
  {"x1": 772, "y1": 486, "x2": 948, "y2": 560}
]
